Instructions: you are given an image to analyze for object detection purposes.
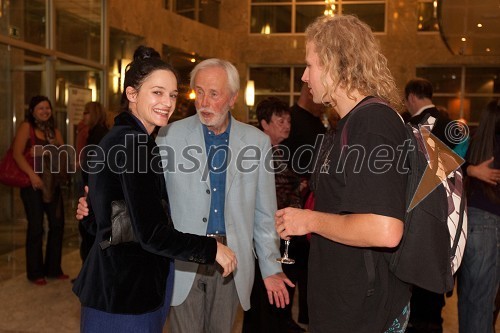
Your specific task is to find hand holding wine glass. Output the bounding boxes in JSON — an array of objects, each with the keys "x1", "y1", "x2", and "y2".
[{"x1": 275, "y1": 207, "x2": 309, "y2": 265}]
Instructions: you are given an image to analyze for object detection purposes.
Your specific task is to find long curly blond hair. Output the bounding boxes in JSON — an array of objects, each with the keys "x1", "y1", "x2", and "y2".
[{"x1": 305, "y1": 15, "x2": 401, "y2": 111}]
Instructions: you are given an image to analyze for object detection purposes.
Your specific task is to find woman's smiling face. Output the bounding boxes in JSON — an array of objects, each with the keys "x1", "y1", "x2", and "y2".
[{"x1": 126, "y1": 69, "x2": 178, "y2": 134}]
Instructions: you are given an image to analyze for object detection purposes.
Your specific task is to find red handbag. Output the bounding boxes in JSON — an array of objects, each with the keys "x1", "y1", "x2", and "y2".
[{"x1": 0, "y1": 126, "x2": 36, "y2": 188}]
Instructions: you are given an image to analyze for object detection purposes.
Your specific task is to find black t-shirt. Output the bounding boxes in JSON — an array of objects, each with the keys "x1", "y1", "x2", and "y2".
[{"x1": 309, "y1": 99, "x2": 411, "y2": 333}]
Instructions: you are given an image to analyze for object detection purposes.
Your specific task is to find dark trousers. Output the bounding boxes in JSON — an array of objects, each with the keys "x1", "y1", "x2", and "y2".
[
  {"x1": 242, "y1": 259, "x2": 289, "y2": 333},
  {"x1": 20, "y1": 186, "x2": 65, "y2": 280},
  {"x1": 408, "y1": 286, "x2": 445, "y2": 333},
  {"x1": 282, "y1": 235, "x2": 309, "y2": 324},
  {"x1": 242, "y1": 237, "x2": 310, "y2": 333}
]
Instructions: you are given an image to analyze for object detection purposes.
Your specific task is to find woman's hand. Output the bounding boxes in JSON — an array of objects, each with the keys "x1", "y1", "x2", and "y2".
[
  {"x1": 29, "y1": 173, "x2": 43, "y2": 190},
  {"x1": 467, "y1": 157, "x2": 500, "y2": 186},
  {"x1": 215, "y1": 242, "x2": 237, "y2": 277},
  {"x1": 76, "y1": 186, "x2": 90, "y2": 220}
]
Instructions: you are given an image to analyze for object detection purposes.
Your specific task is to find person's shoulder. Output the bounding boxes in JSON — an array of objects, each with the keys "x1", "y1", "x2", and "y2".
[
  {"x1": 354, "y1": 102, "x2": 402, "y2": 125},
  {"x1": 17, "y1": 121, "x2": 31, "y2": 133},
  {"x1": 350, "y1": 102, "x2": 406, "y2": 138},
  {"x1": 232, "y1": 118, "x2": 268, "y2": 142},
  {"x1": 168, "y1": 115, "x2": 197, "y2": 131},
  {"x1": 157, "y1": 115, "x2": 197, "y2": 140}
]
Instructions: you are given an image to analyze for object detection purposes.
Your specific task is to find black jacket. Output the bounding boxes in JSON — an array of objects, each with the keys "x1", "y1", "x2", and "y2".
[
  {"x1": 409, "y1": 106, "x2": 456, "y2": 149},
  {"x1": 72, "y1": 112, "x2": 217, "y2": 314}
]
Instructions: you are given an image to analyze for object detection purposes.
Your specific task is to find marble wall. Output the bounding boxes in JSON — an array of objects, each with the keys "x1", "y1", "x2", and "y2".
[{"x1": 108, "y1": 0, "x2": 499, "y2": 122}]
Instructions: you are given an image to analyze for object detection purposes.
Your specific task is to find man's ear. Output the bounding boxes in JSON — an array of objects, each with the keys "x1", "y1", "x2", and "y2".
[
  {"x1": 126, "y1": 86, "x2": 137, "y2": 103},
  {"x1": 408, "y1": 93, "x2": 417, "y2": 104},
  {"x1": 229, "y1": 92, "x2": 239, "y2": 109}
]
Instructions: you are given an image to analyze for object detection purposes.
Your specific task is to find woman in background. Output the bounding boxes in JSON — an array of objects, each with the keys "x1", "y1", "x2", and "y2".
[
  {"x1": 80, "y1": 101, "x2": 108, "y2": 185},
  {"x1": 77, "y1": 101, "x2": 109, "y2": 263},
  {"x1": 12, "y1": 95, "x2": 68, "y2": 285},
  {"x1": 458, "y1": 99, "x2": 500, "y2": 333}
]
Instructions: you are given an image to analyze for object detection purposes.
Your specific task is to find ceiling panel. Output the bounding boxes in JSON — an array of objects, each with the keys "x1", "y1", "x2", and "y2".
[{"x1": 440, "y1": 0, "x2": 500, "y2": 56}]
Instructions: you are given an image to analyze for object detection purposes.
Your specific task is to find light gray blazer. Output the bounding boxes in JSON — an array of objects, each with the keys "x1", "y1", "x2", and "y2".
[{"x1": 156, "y1": 114, "x2": 281, "y2": 310}]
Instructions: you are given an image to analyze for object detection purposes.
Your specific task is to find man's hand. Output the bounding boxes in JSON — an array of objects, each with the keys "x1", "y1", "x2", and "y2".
[
  {"x1": 215, "y1": 242, "x2": 238, "y2": 278},
  {"x1": 263, "y1": 272, "x2": 295, "y2": 308},
  {"x1": 76, "y1": 186, "x2": 90, "y2": 220},
  {"x1": 275, "y1": 207, "x2": 314, "y2": 239}
]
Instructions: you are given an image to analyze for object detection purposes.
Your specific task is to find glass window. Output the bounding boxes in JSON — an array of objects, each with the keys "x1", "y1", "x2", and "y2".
[
  {"x1": 250, "y1": 5, "x2": 292, "y2": 34},
  {"x1": 465, "y1": 68, "x2": 500, "y2": 94},
  {"x1": 55, "y1": 0, "x2": 102, "y2": 63},
  {"x1": 108, "y1": 28, "x2": 144, "y2": 110},
  {"x1": 417, "y1": 0, "x2": 439, "y2": 32},
  {"x1": 1, "y1": 0, "x2": 46, "y2": 46},
  {"x1": 294, "y1": 66, "x2": 306, "y2": 91},
  {"x1": 248, "y1": 65, "x2": 305, "y2": 122},
  {"x1": 250, "y1": 67, "x2": 291, "y2": 93},
  {"x1": 296, "y1": 5, "x2": 325, "y2": 33},
  {"x1": 416, "y1": 67, "x2": 462, "y2": 94},
  {"x1": 342, "y1": 4, "x2": 385, "y2": 32},
  {"x1": 250, "y1": 1, "x2": 386, "y2": 34},
  {"x1": 416, "y1": 66, "x2": 500, "y2": 123},
  {"x1": 252, "y1": 0, "x2": 290, "y2": 2},
  {"x1": 175, "y1": 0, "x2": 196, "y2": 20},
  {"x1": 168, "y1": 0, "x2": 220, "y2": 28}
]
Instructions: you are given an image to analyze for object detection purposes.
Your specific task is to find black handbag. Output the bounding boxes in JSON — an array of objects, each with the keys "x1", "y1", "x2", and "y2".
[{"x1": 99, "y1": 199, "x2": 169, "y2": 250}]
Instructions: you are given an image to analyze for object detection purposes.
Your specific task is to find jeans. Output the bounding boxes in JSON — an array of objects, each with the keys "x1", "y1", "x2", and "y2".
[{"x1": 457, "y1": 207, "x2": 500, "y2": 333}]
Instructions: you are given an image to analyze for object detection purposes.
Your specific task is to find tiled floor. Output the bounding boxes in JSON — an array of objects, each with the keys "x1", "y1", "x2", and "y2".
[{"x1": 0, "y1": 198, "x2": 497, "y2": 333}]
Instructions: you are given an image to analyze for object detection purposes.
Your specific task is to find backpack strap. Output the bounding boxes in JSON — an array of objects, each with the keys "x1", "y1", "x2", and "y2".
[
  {"x1": 338, "y1": 96, "x2": 392, "y2": 297},
  {"x1": 340, "y1": 97, "x2": 389, "y2": 146}
]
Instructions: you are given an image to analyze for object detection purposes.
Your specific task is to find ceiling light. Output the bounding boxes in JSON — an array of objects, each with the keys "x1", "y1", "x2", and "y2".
[
  {"x1": 461, "y1": 37, "x2": 466, "y2": 42},
  {"x1": 477, "y1": 23, "x2": 483, "y2": 28},
  {"x1": 486, "y1": 48, "x2": 491, "y2": 52}
]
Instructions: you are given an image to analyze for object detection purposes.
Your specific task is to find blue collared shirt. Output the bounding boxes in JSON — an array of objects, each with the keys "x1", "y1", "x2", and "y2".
[{"x1": 203, "y1": 117, "x2": 231, "y2": 235}]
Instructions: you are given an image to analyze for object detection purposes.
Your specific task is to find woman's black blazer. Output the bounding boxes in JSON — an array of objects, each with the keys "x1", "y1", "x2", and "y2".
[{"x1": 72, "y1": 111, "x2": 217, "y2": 314}]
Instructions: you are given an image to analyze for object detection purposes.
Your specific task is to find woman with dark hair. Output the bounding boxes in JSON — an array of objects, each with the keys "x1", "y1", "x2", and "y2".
[
  {"x1": 72, "y1": 45, "x2": 236, "y2": 333},
  {"x1": 80, "y1": 101, "x2": 108, "y2": 185},
  {"x1": 458, "y1": 99, "x2": 500, "y2": 333},
  {"x1": 12, "y1": 95, "x2": 68, "y2": 285},
  {"x1": 77, "y1": 101, "x2": 109, "y2": 263}
]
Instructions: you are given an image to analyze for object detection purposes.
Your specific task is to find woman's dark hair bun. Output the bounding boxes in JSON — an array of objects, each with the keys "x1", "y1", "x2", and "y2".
[{"x1": 133, "y1": 45, "x2": 161, "y2": 62}]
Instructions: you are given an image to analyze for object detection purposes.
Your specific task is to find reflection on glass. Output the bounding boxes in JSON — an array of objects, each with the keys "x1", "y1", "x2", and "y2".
[
  {"x1": 296, "y1": 5, "x2": 324, "y2": 33},
  {"x1": 465, "y1": 68, "x2": 500, "y2": 94},
  {"x1": 342, "y1": 4, "x2": 385, "y2": 32},
  {"x1": 250, "y1": 5, "x2": 292, "y2": 33},
  {"x1": 55, "y1": 0, "x2": 102, "y2": 62},
  {"x1": 251, "y1": 1, "x2": 386, "y2": 34},
  {"x1": 416, "y1": 68, "x2": 462, "y2": 93},
  {"x1": 172, "y1": 0, "x2": 219, "y2": 28},
  {"x1": 250, "y1": 67, "x2": 291, "y2": 93},
  {"x1": 3, "y1": 0, "x2": 46, "y2": 46},
  {"x1": 417, "y1": 1, "x2": 439, "y2": 32}
]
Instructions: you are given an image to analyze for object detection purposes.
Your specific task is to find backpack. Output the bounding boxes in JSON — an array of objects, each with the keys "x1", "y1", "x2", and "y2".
[{"x1": 341, "y1": 97, "x2": 468, "y2": 294}]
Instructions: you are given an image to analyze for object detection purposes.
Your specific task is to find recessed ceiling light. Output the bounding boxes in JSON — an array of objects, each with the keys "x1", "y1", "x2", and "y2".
[
  {"x1": 461, "y1": 37, "x2": 466, "y2": 42},
  {"x1": 477, "y1": 23, "x2": 483, "y2": 28},
  {"x1": 486, "y1": 48, "x2": 491, "y2": 52}
]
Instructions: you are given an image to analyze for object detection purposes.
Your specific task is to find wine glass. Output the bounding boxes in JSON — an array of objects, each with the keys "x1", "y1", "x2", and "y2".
[{"x1": 276, "y1": 239, "x2": 295, "y2": 264}]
